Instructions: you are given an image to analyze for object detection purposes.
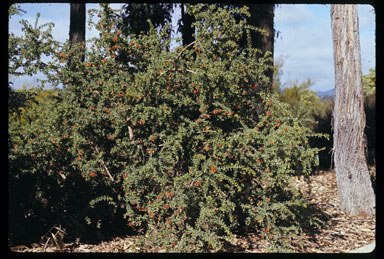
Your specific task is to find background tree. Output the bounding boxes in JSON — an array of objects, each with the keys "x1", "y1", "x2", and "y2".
[
  {"x1": 279, "y1": 79, "x2": 328, "y2": 129},
  {"x1": 179, "y1": 3, "x2": 196, "y2": 46},
  {"x1": 362, "y1": 69, "x2": 375, "y2": 166},
  {"x1": 248, "y1": 4, "x2": 275, "y2": 86},
  {"x1": 120, "y1": 3, "x2": 173, "y2": 36},
  {"x1": 117, "y1": 3, "x2": 173, "y2": 66},
  {"x1": 272, "y1": 56, "x2": 284, "y2": 93},
  {"x1": 330, "y1": 4, "x2": 375, "y2": 216},
  {"x1": 69, "y1": 3, "x2": 86, "y2": 62},
  {"x1": 215, "y1": 3, "x2": 275, "y2": 89}
]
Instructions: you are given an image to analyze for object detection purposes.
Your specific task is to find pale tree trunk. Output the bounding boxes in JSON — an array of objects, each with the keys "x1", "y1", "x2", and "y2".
[{"x1": 330, "y1": 5, "x2": 375, "y2": 216}]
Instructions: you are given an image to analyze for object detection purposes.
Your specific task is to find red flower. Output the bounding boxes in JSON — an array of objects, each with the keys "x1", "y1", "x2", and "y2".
[
  {"x1": 166, "y1": 191, "x2": 175, "y2": 198},
  {"x1": 210, "y1": 165, "x2": 217, "y2": 173}
]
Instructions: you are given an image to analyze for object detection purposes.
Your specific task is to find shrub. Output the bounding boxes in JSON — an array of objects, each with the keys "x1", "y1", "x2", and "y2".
[{"x1": 9, "y1": 4, "x2": 326, "y2": 251}]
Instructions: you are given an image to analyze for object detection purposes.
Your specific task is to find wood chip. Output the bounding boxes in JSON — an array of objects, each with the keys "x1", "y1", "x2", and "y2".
[{"x1": 12, "y1": 170, "x2": 375, "y2": 253}]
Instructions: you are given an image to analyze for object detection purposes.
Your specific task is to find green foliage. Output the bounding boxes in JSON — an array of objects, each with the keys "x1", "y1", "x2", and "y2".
[
  {"x1": 363, "y1": 68, "x2": 375, "y2": 97},
  {"x1": 9, "y1": 4, "x2": 327, "y2": 251},
  {"x1": 362, "y1": 68, "x2": 375, "y2": 166},
  {"x1": 121, "y1": 3, "x2": 174, "y2": 36},
  {"x1": 9, "y1": 4, "x2": 26, "y2": 17},
  {"x1": 8, "y1": 86, "x2": 59, "y2": 128},
  {"x1": 272, "y1": 56, "x2": 285, "y2": 93},
  {"x1": 273, "y1": 60, "x2": 333, "y2": 170},
  {"x1": 278, "y1": 79, "x2": 332, "y2": 130},
  {"x1": 9, "y1": 13, "x2": 58, "y2": 79}
]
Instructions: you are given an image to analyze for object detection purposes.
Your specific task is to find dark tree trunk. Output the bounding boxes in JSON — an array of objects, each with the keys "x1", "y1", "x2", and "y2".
[
  {"x1": 181, "y1": 3, "x2": 195, "y2": 46},
  {"x1": 121, "y1": 3, "x2": 173, "y2": 36},
  {"x1": 330, "y1": 4, "x2": 375, "y2": 216},
  {"x1": 248, "y1": 4, "x2": 274, "y2": 54},
  {"x1": 69, "y1": 3, "x2": 86, "y2": 62},
  {"x1": 247, "y1": 4, "x2": 275, "y2": 88}
]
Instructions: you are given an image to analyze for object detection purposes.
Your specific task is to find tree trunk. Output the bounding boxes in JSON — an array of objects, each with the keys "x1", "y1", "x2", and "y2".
[
  {"x1": 247, "y1": 4, "x2": 275, "y2": 88},
  {"x1": 330, "y1": 4, "x2": 375, "y2": 216},
  {"x1": 181, "y1": 3, "x2": 195, "y2": 46},
  {"x1": 69, "y1": 3, "x2": 86, "y2": 62}
]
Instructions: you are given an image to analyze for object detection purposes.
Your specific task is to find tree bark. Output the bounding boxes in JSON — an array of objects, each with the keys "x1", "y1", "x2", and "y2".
[
  {"x1": 247, "y1": 4, "x2": 274, "y2": 55},
  {"x1": 247, "y1": 4, "x2": 275, "y2": 88},
  {"x1": 69, "y1": 3, "x2": 86, "y2": 62},
  {"x1": 330, "y1": 4, "x2": 375, "y2": 216},
  {"x1": 181, "y1": 3, "x2": 195, "y2": 46}
]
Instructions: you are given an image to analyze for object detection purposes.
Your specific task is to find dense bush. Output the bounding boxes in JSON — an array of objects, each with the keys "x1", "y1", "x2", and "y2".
[{"x1": 9, "y1": 4, "x2": 327, "y2": 251}]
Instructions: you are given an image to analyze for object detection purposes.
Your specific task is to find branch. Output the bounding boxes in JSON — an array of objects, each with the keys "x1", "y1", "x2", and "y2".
[
  {"x1": 159, "y1": 67, "x2": 197, "y2": 77},
  {"x1": 196, "y1": 130, "x2": 217, "y2": 134},
  {"x1": 94, "y1": 145, "x2": 114, "y2": 182},
  {"x1": 159, "y1": 40, "x2": 200, "y2": 77},
  {"x1": 176, "y1": 39, "x2": 199, "y2": 59},
  {"x1": 185, "y1": 69, "x2": 197, "y2": 74}
]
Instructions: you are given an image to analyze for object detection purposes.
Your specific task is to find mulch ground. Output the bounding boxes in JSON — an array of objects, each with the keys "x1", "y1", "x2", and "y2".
[{"x1": 10, "y1": 170, "x2": 375, "y2": 253}]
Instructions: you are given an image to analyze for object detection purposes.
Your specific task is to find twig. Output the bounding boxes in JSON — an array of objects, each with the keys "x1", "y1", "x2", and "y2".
[
  {"x1": 185, "y1": 69, "x2": 197, "y2": 74},
  {"x1": 94, "y1": 145, "x2": 114, "y2": 182},
  {"x1": 196, "y1": 130, "x2": 217, "y2": 134},
  {"x1": 159, "y1": 67, "x2": 197, "y2": 77},
  {"x1": 159, "y1": 40, "x2": 200, "y2": 77},
  {"x1": 176, "y1": 40, "x2": 199, "y2": 59},
  {"x1": 40, "y1": 224, "x2": 57, "y2": 242},
  {"x1": 43, "y1": 237, "x2": 51, "y2": 251},
  {"x1": 128, "y1": 126, "x2": 134, "y2": 140},
  {"x1": 150, "y1": 165, "x2": 158, "y2": 175}
]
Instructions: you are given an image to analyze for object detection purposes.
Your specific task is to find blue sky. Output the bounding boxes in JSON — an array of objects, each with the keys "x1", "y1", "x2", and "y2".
[{"x1": 9, "y1": 3, "x2": 375, "y2": 92}]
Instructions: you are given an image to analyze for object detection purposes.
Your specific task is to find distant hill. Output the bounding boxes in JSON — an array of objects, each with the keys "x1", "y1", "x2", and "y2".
[{"x1": 316, "y1": 89, "x2": 335, "y2": 98}]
